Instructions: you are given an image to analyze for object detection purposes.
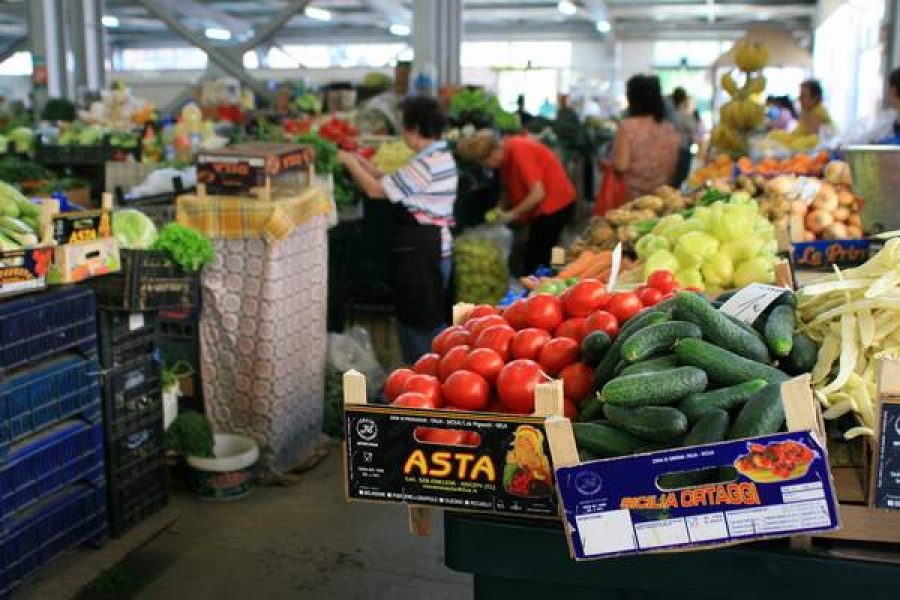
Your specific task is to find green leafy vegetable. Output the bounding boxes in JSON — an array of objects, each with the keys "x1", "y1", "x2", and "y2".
[
  {"x1": 151, "y1": 223, "x2": 214, "y2": 272},
  {"x1": 166, "y1": 411, "x2": 215, "y2": 458},
  {"x1": 112, "y1": 209, "x2": 158, "y2": 249}
]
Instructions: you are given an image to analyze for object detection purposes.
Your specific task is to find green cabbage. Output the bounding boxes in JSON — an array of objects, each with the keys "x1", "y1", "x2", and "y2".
[{"x1": 112, "y1": 209, "x2": 158, "y2": 249}]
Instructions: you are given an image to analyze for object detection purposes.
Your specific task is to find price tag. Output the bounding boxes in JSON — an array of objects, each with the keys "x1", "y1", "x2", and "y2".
[
  {"x1": 874, "y1": 399, "x2": 900, "y2": 510},
  {"x1": 719, "y1": 283, "x2": 789, "y2": 325},
  {"x1": 606, "y1": 243, "x2": 623, "y2": 291},
  {"x1": 128, "y1": 313, "x2": 145, "y2": 331}
]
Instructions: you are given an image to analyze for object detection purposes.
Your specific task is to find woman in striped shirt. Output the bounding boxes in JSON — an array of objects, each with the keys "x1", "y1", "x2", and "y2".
[{"x1": 339, "y1": 96, "x2": 458, "y2": 365}]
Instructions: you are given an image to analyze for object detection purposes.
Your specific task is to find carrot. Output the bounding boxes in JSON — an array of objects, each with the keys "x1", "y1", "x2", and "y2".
[
  {"x1": 575, "y1": 252, "x2": 613, "y2": 281},
  {"x1": 556, "y1": 250, "x2": 598, "y2": 279}
]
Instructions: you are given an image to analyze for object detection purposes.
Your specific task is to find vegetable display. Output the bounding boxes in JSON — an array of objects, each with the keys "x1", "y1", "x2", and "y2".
[
  {"x1": 165, "y1": 410, "x2": 215, "y2": 458},
  {"x1": 454, "y1": 234, "x2": 509, "y2": 306},
  {"x1": 151, "y1": 223, "x2": 214, "y2": 272},
  {"x1": 112, "y1": 209, "x2": 158, "y2": 250},
  {"x1": 796, "y1": 238, "x2": 900, "y2": 439}
]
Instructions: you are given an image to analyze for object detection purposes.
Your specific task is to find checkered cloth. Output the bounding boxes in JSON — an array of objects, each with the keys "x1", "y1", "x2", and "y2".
[{"x1": 176, "y1": 187, "x2": 332, "y2": 242}]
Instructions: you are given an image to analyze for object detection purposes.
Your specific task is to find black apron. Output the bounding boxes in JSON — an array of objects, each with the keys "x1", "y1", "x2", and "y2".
[{"x1": 391, "y1": 204, "x2": 444, "y2": 329}]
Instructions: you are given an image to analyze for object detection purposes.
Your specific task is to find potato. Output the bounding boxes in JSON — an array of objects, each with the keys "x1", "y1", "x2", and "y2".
[
  {"x1": 833, "y1": 207, "x2": 851, "y2": 222},
  {"x1": 791, "y1": 201, "x2": 808, "y2": 218},
  {"x1": 806, "y1": 209, "x2": 834, "y2": 234},
  {"x1": 633, "y1": 195, "x2": 664, "y2": 212},
  {"x1": 823, "y1": 223, "x2": 848, "y2": 240},
  {"x1": 836, "y1": 188, "x2": 855, "y2": 207},
  {"x1": 848, "y1": 213, "x2": 862, "y2": 229},
  {"x1": 846, "y1": 225, "x2": 863, "y2": 239},
  {"x1": 803, "y1": 230, "x2": 816, "y2": 242},
  {"x1": 814, "y1": 183, "x2": 839, "y2": 211}
]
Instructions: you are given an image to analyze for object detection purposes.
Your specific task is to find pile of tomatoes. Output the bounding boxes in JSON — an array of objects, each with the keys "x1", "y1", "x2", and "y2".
[{"x1": 384, "y1": 270, "x2": 683, "y2": 424}]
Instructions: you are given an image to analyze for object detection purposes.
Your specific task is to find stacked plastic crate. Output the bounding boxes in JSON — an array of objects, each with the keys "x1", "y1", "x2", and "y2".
[
  {"x1": 0, "y1": 287, "x2": 108, "y2": 598},
  {"x1": 156, "y1": 305, "x2": 202, "y2": 412},
  {"x1": 96, "y1": 308, "x2": 168, "y2": 538}
]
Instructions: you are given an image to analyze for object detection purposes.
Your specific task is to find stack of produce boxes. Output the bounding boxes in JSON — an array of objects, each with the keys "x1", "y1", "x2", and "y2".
[
  {"x1": 0, "y1": 286, "x2": 108, "y2": 598},
  {"x1": 96, "y1": 304, "x2": 168, "y2": 538}
]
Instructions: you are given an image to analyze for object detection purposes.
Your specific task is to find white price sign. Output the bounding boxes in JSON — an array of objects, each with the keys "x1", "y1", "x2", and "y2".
[
  {"x1": 606, "y1": 243, "x2": 623, "y2": 291},
  {"x1": 719, "y1": 283, "x2": 790, "y2": 324}
]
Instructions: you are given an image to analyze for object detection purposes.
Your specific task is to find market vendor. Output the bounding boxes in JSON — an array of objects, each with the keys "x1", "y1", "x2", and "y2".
[
  {"x1": 795, "y1": 80, "x2": 833, "y2": 137},
  {"x1": 457, "y1": 130, "x2": 575, "y2": 275},
  {"x1": 338, "y1": 96, "x2": 457, "y2": 365}
]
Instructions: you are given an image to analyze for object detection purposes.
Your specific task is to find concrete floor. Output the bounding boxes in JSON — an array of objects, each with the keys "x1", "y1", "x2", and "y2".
[{"x1": 17, "y1": 444, "x2": 472, "y2": 600}]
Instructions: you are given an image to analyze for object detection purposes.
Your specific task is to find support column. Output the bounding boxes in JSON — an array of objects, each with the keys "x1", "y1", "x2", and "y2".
[
  {"x1": 412, "y1": 0, "x2": 461, "y2": 89},
  {"x1": 27, "y1": 0, "x2": 68, "y2": 112}
]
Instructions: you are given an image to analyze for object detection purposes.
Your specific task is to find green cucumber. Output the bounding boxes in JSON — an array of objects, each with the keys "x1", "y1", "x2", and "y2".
[
  {"x1": 726, "y1": 313, "x2": 767, "y2": 345},
  {"x1": 774, "y1": 290, "x2": 797, "y2": 309},
  {"x1": 728, "y1": 383, "x2": 785, "y2": 439},
  {"x1": 573, "y1": 422, "x2": 644, "y2": 458},
  {"x1": 590, "y1": 310, "x2": 670, "y2": 392},
  {"x1": 602, "y1": 404, "x2": 689, "y2": 442},
  {"x1": 716, "y1": 290, "x2": 738, "y2": 304},
  {"x1": 683, "y1": 409, "x2": 730, "y2": 446},
  {"x1": 673, "y1": 292, "x2": 770, "y2": 363},
  {"x1": 621, "y1": 321, "x2": 702, "y2": 362},
  {"x1": 763, "y1": 304, "x2": 796, "y2": 358},
  {"x1": 674, "y1": 338, "x2": 789, "y2": 385},
  {"x1": 619, "y1": 355, "x2": 681, "y2": 377},
  {"x1": 678, "y1": 379, "x2": 768, "y2": 424},
  {"x1": 578, "y1": 393, "x2": 604, "y2": 421},
  {"x1": 602, "y1": 367, "x2": 708, "y2": 407},
  {"x1": 782, "y1": 332, "x2": 818, "y2": 375},
  {"x1": 581, "y1": 331, "x2": 611, "y2": 367},
  {"x1": 578, "y1": 448, "x2": 601, "y2": 462}
]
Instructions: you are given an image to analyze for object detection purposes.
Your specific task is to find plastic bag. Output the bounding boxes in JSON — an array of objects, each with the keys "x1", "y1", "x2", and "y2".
[
  {"x1": 594, "y1": 162, "x2": 626, "y2": 216},
  {"x1": 327, "y1": 326, "x2": 385, "y2": 399},
  {"x1": 454, "y1": 223, "x2": 512, "y2": 305},
  {"x1": 126, "y1": 167, "x2": 197, "y2": 200}
]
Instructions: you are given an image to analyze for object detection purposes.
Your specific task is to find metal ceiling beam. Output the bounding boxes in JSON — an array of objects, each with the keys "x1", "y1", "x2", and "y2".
[
  {"x1": 135, "y1": 0, "x2": 273, "y2": 101},
  {"x1": 151, "y1": 0, "x2": 254, "y2": 35},
  {"x1": 365, "y1": 0, "x2": 411, "y2": 26},
  {"x1": 0, "y1": 36, "x2": 26, "y2": 65},
  {"x1": 610, "y1": 3, "x2": 816, "y2": 19},
  {"x1": 238, "y1": 0, "x2": 311, "y2": 51}
]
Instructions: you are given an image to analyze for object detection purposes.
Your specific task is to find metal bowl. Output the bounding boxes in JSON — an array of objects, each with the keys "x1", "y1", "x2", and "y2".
[{"x1": 845, "y1": 145, "x2": 900, "y2": 234}]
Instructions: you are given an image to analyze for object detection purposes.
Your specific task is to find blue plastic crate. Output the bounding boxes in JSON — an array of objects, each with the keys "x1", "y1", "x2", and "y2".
[
  {"x1": 0, "y1": 483, "x2": 107, "y2": 599},
  {"x1": 0, "y1": 354, "x2": 102, "y2": 457},
  {"x1": 0, "y1": 286, "x2": 98, "y2": 373},
  {"x1": 0, "y1": 420, "x2": 105, "y2": 520}
]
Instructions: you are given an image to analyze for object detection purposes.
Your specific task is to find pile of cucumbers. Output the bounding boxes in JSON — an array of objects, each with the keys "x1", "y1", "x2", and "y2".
[{"x1": 574, "y1": 290, "x2": 818, "y2": 463}]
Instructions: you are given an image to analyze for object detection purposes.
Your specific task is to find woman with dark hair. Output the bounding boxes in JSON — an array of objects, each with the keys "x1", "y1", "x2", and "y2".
[
  {"x1": 796, "y1": 79, "x2": 832, "y2": 136},
  {"x1": 338, "y1": 96, "x2": 457, "y2": 364},
  {"x1": 611, "y1": 74, "x2": 680, "y2": 199}
]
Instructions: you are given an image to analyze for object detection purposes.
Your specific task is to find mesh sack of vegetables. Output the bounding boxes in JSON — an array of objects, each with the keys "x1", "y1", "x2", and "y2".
[{"x1": 454, "y1": 223, "x2": 512, "y2": 305}]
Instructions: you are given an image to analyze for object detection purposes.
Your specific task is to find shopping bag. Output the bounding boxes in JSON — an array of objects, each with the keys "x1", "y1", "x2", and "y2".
[{"x1": 594, "y1": 162, "x2": 626, "y2": 216}]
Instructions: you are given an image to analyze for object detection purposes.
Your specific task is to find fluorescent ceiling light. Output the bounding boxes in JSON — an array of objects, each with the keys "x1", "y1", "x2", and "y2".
[
  {"x1": 304, "y1": 6, "x2": 332, "y2": 21},
  {"x1": 389, "y1": 23, "x2": 410, "y2": 36},
  {"x1": 101, "y1": 15, "x2": 119, "y2": 28},
  {"x1": 204, "y1": 27, "x2": 232, "y2": 41},
  {"x1": 595, "y1": 20, "x2": 611, "y2": 32},
  {"x1": 557, "y1": 1, "x2": 577, "y2": 16}
]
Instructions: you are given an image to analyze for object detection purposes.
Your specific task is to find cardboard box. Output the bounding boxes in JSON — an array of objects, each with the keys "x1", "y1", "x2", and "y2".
[
  {"x1": 0, "y1": 246, "x2": 52, "y2": 297},
  {"x1": 546, "y1": 376, "x2": 842, "y2": 560},
  {"x1": 196, "y1": 142, "x2": 315, "y2": 195},
  {"x1": 46, "y1": 194, "x2": 121, "y2": 284}
]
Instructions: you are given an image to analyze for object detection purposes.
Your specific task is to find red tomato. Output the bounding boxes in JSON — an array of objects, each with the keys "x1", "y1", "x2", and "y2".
[
  {"x1": 412, "y1": 353, "x2": 440, "y2": 377},
  {"x1": 474, "y1": 325, "x2": 516, "y2": 361},
  {"x1": 563, "y1": 398, "x2": 578, "y2": 420},
  {"x1": 442, "y1": 370, "x2": 490, "y2": 410},
  {"x1": 393, "y1": 392, "x2": 438, "y2": 409},
  {"x1": 431, "y1": 326, "x2": 471, "y2": 356},
  {"x1": 563, "y1": 279, "x2": 610, "y2": 317},
  {"x1": 560, "y1": 362, "x2": 594, "y2": 403},
  {"x1": 583, "y1": 310, "x2": 619, "y2": 338},
  {"x1": 525, "y1": 294, "x2": 564, "y2": 332},
  {"x1": 538, "y1": 337, "x2": 580, "y2": 376},
  {"x1": 415, "y1": 427, "x2": 468, "y2": 445},
  {"x1": 496, "y1": 359, "x2": 545, "y2": 413},
  {"x1": 384, "y1": 368, "x2": 415, "y2": 401},
  {"x1": 660, "y1": 291, "x2": 676, "y2": 302},
  {"x1": 503, "y1": 299, "x2": 530, "y2": 330},
  {"x1": 685, "y1": 287, "x2": 703, "y2": 293},
  {"x1": 638, "y1": 287, "x2": 664, "y2": 307},
  {"x1": 606, "y1": 292, "x2": 644, "y2": 323},
  {"x1": 555, "y1": 317, "x2": 587, "y2": 343},
  {"x1": 486, "y1": 399, "x2": 508, "y2": 414},
  {"x1": 464, "y1": 431, "x2": 482, "y2": 446},
  {"x1": 467, "y1": 315, "x2": 508, "y2": 339},
  {"x1": 403, "y1": 374, "x2": 443, "y2": 408},
  {"x1": 647, "y1": 270, "x2": 677, "y2": 294},
  {"x1": 469, "y1": 305, "x2": 500, "y2": 319},
  {"x1": 510, "y1": 328, "x2": 552, "y2": 361},
  {"x1": 438, "y1": 345, "x2": 470, "y2": 382},
  {"x1": 464, "y1": 348, "x2": 504, "y2": 384}
]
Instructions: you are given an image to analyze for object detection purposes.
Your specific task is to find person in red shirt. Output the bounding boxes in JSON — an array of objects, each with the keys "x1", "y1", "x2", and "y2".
[{"x1": 458, "y1": 131, "x2": 576, "y2": 274}]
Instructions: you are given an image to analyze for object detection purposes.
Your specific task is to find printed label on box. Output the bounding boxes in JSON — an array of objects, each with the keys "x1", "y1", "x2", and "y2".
[
  {"x1": 345, "y1": 405, "x2": 558, "y2": 518},
  {"x1": 556, "y1": 431, "x2": 839, "y2": 559},
  {"x1": 874, "y1": 400, "x2": 900, "y2": 510},
  {"x1": 792, "y1": 240, "x2": 871, "y2": 269},
  {"x1": 52, "y1": 210, "x2": 112, "y2": 245},
  {"x1": 0, "y1": 247, "x2": 50, "y2": 296}
]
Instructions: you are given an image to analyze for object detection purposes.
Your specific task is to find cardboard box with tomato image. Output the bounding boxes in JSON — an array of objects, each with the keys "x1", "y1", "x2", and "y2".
[
  {"x1": 44, "y1": 194, "x2": 120, "y2": 284},
  {"x1": 545, "y1": 376, "x2": 843, "y2": 560},
  {"x1": 0, "y1": 246, "x2": 53, "y2": 298}
]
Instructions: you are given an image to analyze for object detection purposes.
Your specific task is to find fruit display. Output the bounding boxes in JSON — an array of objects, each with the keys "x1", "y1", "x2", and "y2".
[
  {"x1": 712, "y1": 41, "x2": 769, "y2": 156},
  {"x1": 454, "y1": 234, "x2": 510, "y2": 305},
  {"x1": 575, "y1": 290, "x2": 801, "y2": 464},
  {"x1": 568, "y1": 186, "x2": 693, "y2": 258},
  {"x1": 371, "y1": 140, "x2": 415, "y2": 174},
  {"x1": 634, "y1": 194, "x2": 778, "y2": 294},
  {"x1": 759, "y1": 163, "x2": 863, "y2": 241},
  {"x1": 737, "y1": 152, "x2": 831, "y2": 178},
  {"x1": 796, "y1": 239, "x2": 900, "y2": 439}
]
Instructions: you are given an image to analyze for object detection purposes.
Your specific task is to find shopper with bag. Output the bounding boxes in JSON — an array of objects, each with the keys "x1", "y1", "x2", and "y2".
[
  {"x1": 609, "y1": 75, "x2": 681, "y2": 203},
  {"x1": 457, "y1": 130, "x2": 575, "y2": 275},
  {"x1": 338, "y1": 96, "x2": 457, "y2": 365}
]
